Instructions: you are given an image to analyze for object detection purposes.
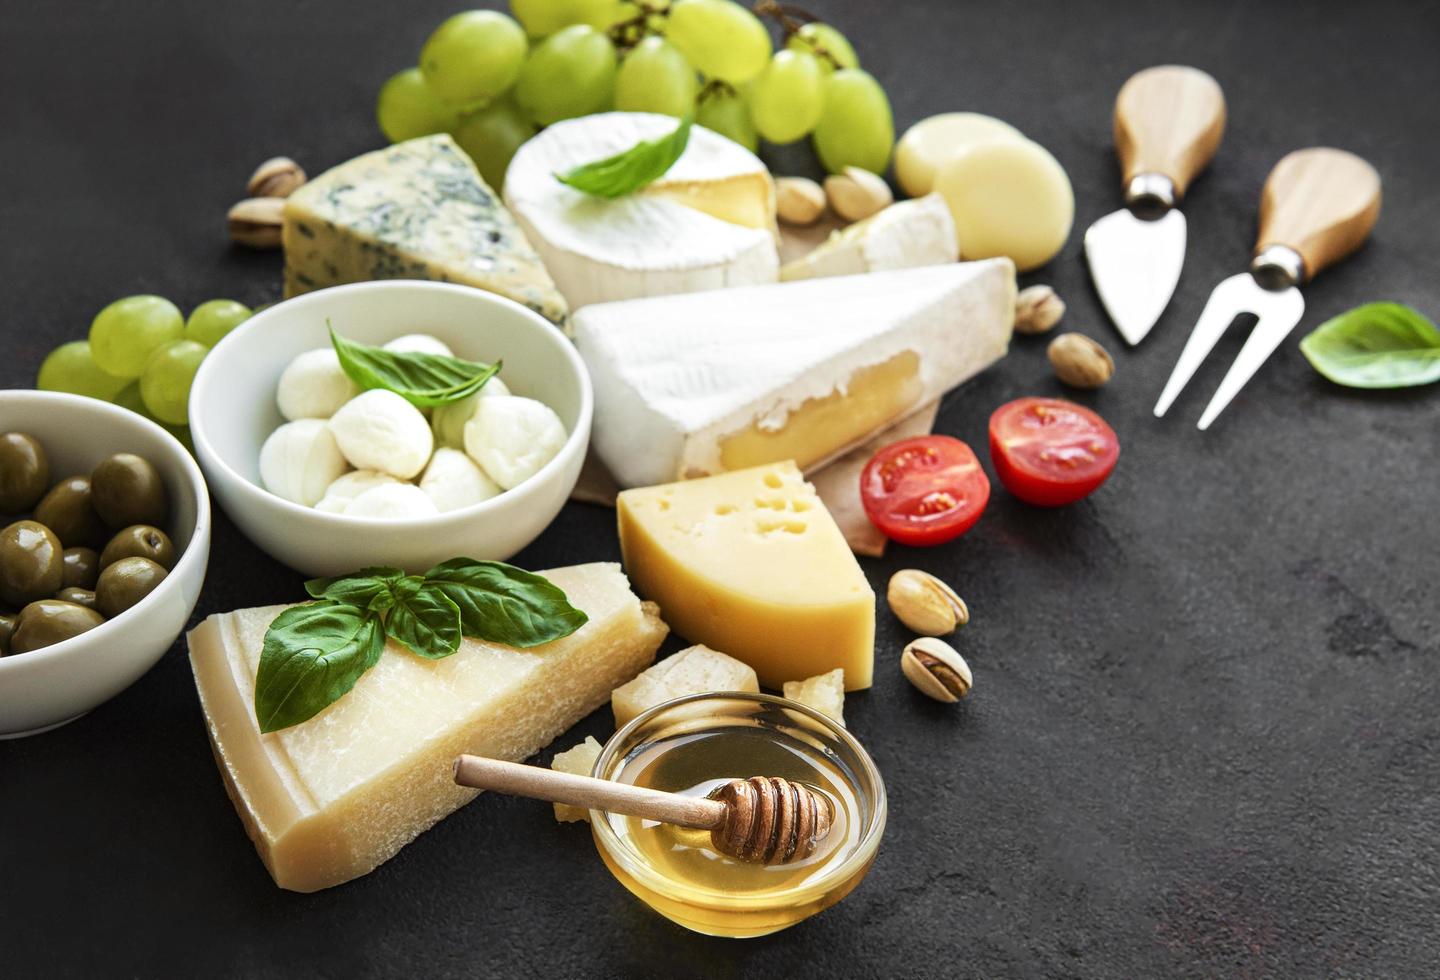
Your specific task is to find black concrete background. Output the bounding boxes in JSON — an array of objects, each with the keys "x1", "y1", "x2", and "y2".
[{"x1": 3, "y1": 0, "x2": 1438, "y2": 976}]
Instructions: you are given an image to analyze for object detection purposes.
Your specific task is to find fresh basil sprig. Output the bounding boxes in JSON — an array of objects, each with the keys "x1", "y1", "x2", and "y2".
[
  {"x1": 555, "y1": 114, "x2": 692, "y2": 199},
  {"x1": 255, "y1": 559, "x2": 588, "y2": 733},
  {"x1": 330, "y1": 326, "x2": 501, "y2": 408},
  {"x1": 1299, "y1": 302, "x2": 1440, "y2": 389}
]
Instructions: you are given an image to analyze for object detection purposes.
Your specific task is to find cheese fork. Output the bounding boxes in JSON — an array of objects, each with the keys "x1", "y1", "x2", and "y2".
[{"x1": 1154, "y1": 147, "x2": 1381, "y2": 429}]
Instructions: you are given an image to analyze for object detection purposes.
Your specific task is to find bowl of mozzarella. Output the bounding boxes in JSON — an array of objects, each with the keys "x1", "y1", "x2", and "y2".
[{"x1": 189, "y1": 280, "x2": 591, "y2": 576}]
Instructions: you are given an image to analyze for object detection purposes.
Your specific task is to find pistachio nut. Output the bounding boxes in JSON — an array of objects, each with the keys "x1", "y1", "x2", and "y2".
[
  {"x1": 824, "y1": 166, "x2": 892, "y2": 222},
  {"x1": 887, "y1": 569, "x2": 968, "y2": 636},
  {"x1": 901, "y1": 637, "x2": 973, "y2": 703},
  {"x1": 1014, "y1": 284, "x2": 1065, "y2": 335},
  {"x1": 246, "y1": 156, "x2": 307, "y2": 199},
  {"x1": 1048, "y1": 332, "x2": 1115, "y2": 389},
  {"x1": 227, "y1": 197, "x2": 285, "y2": 249},
  {"x1": 776, "y1": 176, "x2": 827, "y2": 226}
]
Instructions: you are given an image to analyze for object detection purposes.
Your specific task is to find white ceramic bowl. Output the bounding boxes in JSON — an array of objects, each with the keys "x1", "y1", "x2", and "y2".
[
  {"x1": 189, "y1": 280, "x2": 592, "y2": 577},
  {"x1": 0, "y1": 391, "x2": 211, "y2": 737}
]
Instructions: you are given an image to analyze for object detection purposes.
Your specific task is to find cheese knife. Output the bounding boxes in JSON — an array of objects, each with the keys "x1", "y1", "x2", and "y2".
[
  {"x1": 1084, "y1": 65, "x2": 1227, "y2": 346},
  {"x1": 1154, "y1": 147, "x2": 1382, "y2": 429}
]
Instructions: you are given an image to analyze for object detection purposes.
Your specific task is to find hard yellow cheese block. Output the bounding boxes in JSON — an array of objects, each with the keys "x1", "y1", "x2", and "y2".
[
  {"x1": 617, "y1": 462, "x2": 875, "y2": 691},
  {"x1": 187, "y1": 563, "x2": 667, "y2": 892},
  {"x1": 611, "y1": 644, "x2": 760, "y2": 727}
]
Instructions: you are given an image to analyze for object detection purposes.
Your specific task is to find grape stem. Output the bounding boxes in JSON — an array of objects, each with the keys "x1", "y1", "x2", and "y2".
[
  {"x1": 751, "y1": 1, "x2": 844, "y2": 70},
  {"x1": 697, "y1": 78, "x2": 740, "y2": 105},
  {"x1": 607, "y1": 0, "x2": 669, "y2": 51}
]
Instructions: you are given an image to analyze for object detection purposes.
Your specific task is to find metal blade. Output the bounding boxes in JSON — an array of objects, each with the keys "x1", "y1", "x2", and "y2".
[
  {"x1": 1153, "y1": 272, "x2": 1254, "y2": 418},
  {"x1": 1196, "y1": 284, "x2": 1304, "y2": 430},
  {"x1": 1083, "y1": 208, "x2": 1186, "y2": 346}
]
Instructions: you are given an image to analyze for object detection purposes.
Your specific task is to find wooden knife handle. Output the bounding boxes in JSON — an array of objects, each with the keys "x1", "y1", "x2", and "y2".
[
  {"x1": 1255, "y1": 147, "x2": 1382, "y2": 281},
  {"x1": 1114, "y1": 65, "x2": 1226, "y2": 198}
]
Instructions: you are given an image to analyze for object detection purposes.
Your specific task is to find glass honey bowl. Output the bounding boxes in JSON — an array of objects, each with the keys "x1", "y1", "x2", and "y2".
[{"x1": 590, "y1": 692, "x2": 887, "y2": 938}]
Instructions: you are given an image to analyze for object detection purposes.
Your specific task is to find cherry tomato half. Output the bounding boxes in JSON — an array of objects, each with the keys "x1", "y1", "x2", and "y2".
[
  {"x1": 860, "y1": 435, "x2": 991, "y2": 546},
  {"x1": 988, "y1": 397, "x2": 1119, "y2": 507}
]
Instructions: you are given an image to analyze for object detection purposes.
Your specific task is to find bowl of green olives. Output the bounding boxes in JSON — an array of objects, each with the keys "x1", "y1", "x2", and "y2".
[{"x1": 0, "y1": 390, "x2": 210, "y2": 737}]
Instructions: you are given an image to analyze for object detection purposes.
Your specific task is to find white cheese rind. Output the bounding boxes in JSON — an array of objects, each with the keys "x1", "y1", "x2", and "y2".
[
  {"x1": 574, "y1": 260, "x2": 1016, "y2": 489},
  {"x1": 780, "y1": 194, "x2": 959, "y2": 281},
  {"x1": 503, "y1": 113, "x2": 779, "y2": 308}
]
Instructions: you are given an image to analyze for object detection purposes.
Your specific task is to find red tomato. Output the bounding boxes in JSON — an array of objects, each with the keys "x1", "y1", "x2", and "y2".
[
  {"x1": 988, "y1": 397, "x2": 1119, "y2": 506},
  {"x1": 860, "y1": 435, "x2": 991, "y2": 546}
]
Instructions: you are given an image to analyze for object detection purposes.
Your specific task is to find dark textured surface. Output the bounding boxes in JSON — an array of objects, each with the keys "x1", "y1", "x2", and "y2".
[{"x1": 3, "y1": 1, "x2": 1439, "y2": 976}]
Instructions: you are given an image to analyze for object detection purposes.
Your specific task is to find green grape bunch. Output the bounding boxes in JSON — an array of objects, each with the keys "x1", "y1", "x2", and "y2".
[{"x1": 372, "y1": 1, "x2": 894, "y2": 188}]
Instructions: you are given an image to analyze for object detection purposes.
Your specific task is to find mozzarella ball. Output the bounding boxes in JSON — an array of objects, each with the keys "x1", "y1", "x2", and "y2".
[
  {"x1": 276, "y1": 348, "x2": 361, "y2": 420},
  {"x1": 431, "y1": 376, "x2": 512, "y2": 449},
  {"x1": 314, "y1": 469, "x2": 399, "y2": 513},
  {"x1": 463, "y1": 395, "x2": 567, "y2": 490},
  {"x1": 383, "y1": 333, "x2": 454, "y2": 357},
  {"x1": 343, "y1": 483, "x2": 439, "y2": 520},
  {"x1": 259, "y1": 419, "x2": 350, "y2": 506},
  {"x1": 420, "y1": 448, "x2": 501, "y2": 512},
  {"x1": 328, "y1": 389, "x2": 434, "y2": 479}
]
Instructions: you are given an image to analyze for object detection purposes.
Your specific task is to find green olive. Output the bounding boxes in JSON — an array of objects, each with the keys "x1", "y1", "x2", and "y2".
[
  {"x1": 0, "y1": 520, "x2": 64, "y2": 607},
  {"x1": 0, "y1": 612, "x2": 15, "y2": 655},
  {"x1": 62, "y1": 547, "x2": 100, "y2": 589},
  {"x1": 90, "y1": 453, "x2": 168, "y2": 529},
  {"x1": 34, "y1": 476, "x2": 107, "y2": 548},
  {"x1": 99, "y1": 524, "x2": 176, "y2": 571},
  {"x1": 55, "y1": 586, "x2": 98, "y2": 610},
  {"x1": 10, "y1": 599, "x2": 105, "y2": 654},
  {"x1": 0, "y1": 433, "x2": 49, "y2": 514},
  {"x1": 95, "y1": 556, "x2": 167, "y2": 618}
]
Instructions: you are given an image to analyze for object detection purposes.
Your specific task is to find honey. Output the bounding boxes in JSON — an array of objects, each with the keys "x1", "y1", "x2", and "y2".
[{"x1": 591, "y1": 693, "x2": 885, "y2": 938}]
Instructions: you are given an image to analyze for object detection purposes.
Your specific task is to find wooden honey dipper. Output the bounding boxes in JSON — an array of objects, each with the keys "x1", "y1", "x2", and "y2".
[{"x1": 453, "y1": 755, "x2": 833, "y2": 865}]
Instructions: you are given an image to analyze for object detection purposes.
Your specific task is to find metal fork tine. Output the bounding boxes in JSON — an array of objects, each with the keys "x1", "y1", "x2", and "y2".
[
  {"x1": 1153, "y1": 274, "x2": 1248, "y2": 418},
  {"x1": 1196, "y1": 288, "x2": 1305, "y2": 430}
]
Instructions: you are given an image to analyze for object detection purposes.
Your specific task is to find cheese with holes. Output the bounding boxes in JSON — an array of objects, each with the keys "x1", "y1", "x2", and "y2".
[
  {"x1": 617, "y1": 463, "x2": 874, "y2": 690},
  {"x1": 503, "y1": 112, "x2": 778, "y2": 308},
  {"x1": 282, "y1": 135, "x2": 568, "y2": 328},
  {"x1": 781, "y1": 194, "x2": 958, "y2": 281},
  {"x1": 187, "y1": 563, "x2": 667, "y2": 892},
  {"x1": 611, "y1": 644, "x2": 760, "y2": 727},
  {"x1": 575, "y1": 260, "x2": 1015, "y2": 489}
]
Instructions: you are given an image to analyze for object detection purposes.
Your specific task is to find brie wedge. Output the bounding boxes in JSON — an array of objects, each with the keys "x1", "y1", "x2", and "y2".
[
  {"x1": 780, "y1": 193, "x2": 958, "y2": 281},
  {"x1": 504, "y1": 112, "x2": 779, "y2": 308},
  {"x1": 574, "y1": 260, "x2": 1016, "y2": 489}
]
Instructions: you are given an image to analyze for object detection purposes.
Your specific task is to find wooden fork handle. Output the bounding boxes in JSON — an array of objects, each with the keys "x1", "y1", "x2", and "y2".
[
  {"x1": 1255, "y1": 147, "x2": 1382, "y2": 282},
  {"x1": 1114, "y1": 65, "x2": 1226, "y2": 199}
]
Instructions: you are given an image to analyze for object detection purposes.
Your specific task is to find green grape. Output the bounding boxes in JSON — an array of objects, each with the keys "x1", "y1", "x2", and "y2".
[
  {"x1": 811, "y1": 68, "x2": 894, "y2": 175},
  {"x1": 511, "y1": 0, "x2": 628, "y2": 37},
  {"x1": 36, "y1": 340, "x2": 129, "y2": 401},
  {"x1": 452, "y1": 96, "x2": 535, "y2": 191},
  {"x1": 696, "y1": 88, "x2": 758, "y2": 151},
  {"x1": 376, "y1": 67, "x2": 461, "y2": 143},
  {"x1": 89, "y1": 295, "x2": 184, "y2": 379},
  {"x1": 748, "y1": 50, "x2": 823, "y2": 144},
  {"x1": 665, "y1": 0, "x2": 771, "y2": 84},
  {"x1": 614, "y1": 37, "x2": 697, "y2": 118},
  {"x1": 184, "y1": 299, "x2": 251, "y2": 347},
  {"x1": 785, "y1": 22, "x2": 858, "y2": 74},
  {"x1": 420, "y1": 11, "x2": 528, "y2": 108},
  {"x1": 139, "y1": 339, "x2": 208, "y2": 426},
  {"x1": 112, "y1": 383, "x2": 192, "y2": 449},
  {"x1": 514, "y1": 25, "x2": 617, "y2": 126}
]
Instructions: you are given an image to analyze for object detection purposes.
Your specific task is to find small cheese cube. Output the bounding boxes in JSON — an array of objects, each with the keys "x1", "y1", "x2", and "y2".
[
  {"x1": 612, "y1": 644, "x2": 759, "y2": 728},
  {"x1": 550, "y1": 736, "x2": 605, "y2": 823},
  {"x1": 783, "y1": 668, "x2": 846, "y2": 727}
]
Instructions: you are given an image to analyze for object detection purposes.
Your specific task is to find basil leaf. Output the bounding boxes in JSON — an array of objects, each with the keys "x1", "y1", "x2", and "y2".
[
  {"x1": 330, "y1": 326, "x2": 501, "y2": 408},
  {"x1": 555, "y1": 115, "x2": 692, "y2": 199},
  {"x1": 255, "y1": 602, "x2": 386, "y2": 733},
  {"x1": 1299, "y1": 302, "x2": 1440, "y2": 389},
  {"x1": 386, "y1": 580, "x2": 463, "y2": 660},
  {"x1": 304, "y1": 567, "x2": 404, "y2": 608},
  {"x1": 423, "y1": 558, "x2": 588, "y2": 648}
]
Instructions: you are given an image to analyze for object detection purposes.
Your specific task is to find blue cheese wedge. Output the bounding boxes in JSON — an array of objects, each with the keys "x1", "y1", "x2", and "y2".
[{"x1": 282, "y1": 135, "x2": 568, "y2": 329}]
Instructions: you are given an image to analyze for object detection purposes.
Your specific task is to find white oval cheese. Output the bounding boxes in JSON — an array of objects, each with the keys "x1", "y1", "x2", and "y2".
[{"x1": 504, "y1": 112, "x2": 779, "y2": 308}]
